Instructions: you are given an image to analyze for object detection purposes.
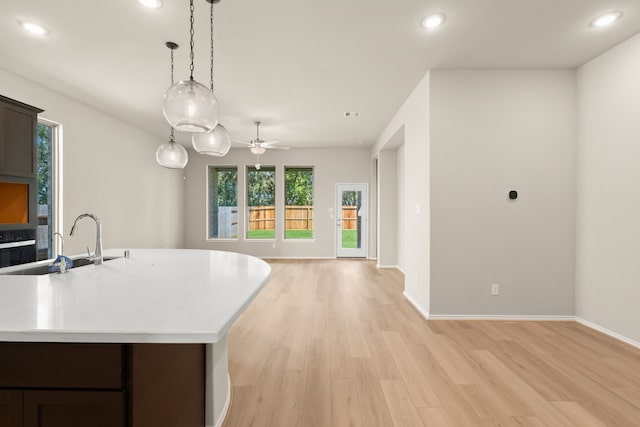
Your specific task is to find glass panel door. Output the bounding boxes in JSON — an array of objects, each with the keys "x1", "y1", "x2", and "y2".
[{"x1": 336, "y1": 183, "x2": 368, "y2": 258}]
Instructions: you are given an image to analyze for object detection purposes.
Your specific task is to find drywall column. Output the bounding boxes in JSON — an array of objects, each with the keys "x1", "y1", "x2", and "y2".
[
  {"x1": 373, "y1": 72, "x2": 430, "y2": 317},
  {"x1": 575, "y1": 33, "x2": 640, "y2": 344},
  {"x1": 377, "y1": 150, "x2": 398, "y2": 268},
  {"x1": 397, "y1": 145, "x2": 406, "y2": 272}
]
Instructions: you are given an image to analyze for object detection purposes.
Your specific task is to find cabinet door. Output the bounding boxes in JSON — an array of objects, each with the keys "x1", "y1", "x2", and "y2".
[
  {"x1": 24, "y1": 390, "x2": 124, "y2": 427},
  {"x1": 0, "y1": 100, "x2": 37, "y2": 177},
  {"x1": 0, "y1": 390, "x2": 23, "y2": 427}
]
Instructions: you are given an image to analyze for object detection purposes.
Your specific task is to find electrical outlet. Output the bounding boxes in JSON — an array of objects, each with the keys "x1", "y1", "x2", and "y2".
[
  {"x1": 272, "y1": 243, "x2": 276, "y2": 248},
  {"x1": 491, "y1": 284, "x2": 500, "y2": 296}
]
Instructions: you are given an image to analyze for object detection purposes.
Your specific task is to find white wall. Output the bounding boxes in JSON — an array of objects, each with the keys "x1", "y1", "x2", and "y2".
[
  {"x1": 377, "y1": 149, "x2": 398, "y2": 267},
  {"x1": 429, "y1": 70, "x2": 576, "y2": 316},
  {"x1": 373, "y1": 72, "x2": 430, "y2": 316},
  {"x1": 183, "y1": 147, "x2": 370, "y2": 258},
  {"x1": 397, "y1": 144, "x2": 405, "y2": 272},
  {"x1": 576, "y1": 33, "x2": 640, "y2": 343},
  {"x1": 0, "y1": 69, "x2": 185, "y2": 254}
]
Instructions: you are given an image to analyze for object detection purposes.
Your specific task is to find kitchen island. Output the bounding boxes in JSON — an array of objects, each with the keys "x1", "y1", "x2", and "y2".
[{"x1": 0, "y1": 249, "x2": 271, "y2": 427}]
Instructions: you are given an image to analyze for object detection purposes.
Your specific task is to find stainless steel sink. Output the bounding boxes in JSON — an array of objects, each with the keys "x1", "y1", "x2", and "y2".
[{"x1": 0, "y1": 256, "x2": 121, "y2": 276}]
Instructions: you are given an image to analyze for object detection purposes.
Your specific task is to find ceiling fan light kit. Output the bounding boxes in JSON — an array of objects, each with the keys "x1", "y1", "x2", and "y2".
[{"x1": 233, "y1": 121, "x2": 291, "y2": 168}]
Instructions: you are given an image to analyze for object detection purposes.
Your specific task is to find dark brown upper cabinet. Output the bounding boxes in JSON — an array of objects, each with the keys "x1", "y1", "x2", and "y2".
[{"x1": 0, "y1": 95, "x2": 43, "y2": 178}]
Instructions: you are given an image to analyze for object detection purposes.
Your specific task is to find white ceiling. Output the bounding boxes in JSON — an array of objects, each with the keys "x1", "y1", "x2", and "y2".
[{"x1": 1, "y1": 0, "x2": 639, "y2": 149}]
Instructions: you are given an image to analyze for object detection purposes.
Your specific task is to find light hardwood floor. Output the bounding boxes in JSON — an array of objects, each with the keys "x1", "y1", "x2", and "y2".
[{"x1": 223, "y1": 259, "x2": 640, "y2": 427}]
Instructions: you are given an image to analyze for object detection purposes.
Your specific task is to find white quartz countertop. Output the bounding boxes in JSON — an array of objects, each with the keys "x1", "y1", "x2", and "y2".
[{"x1": 0, "y1": 249, "x2": 271, "y2": 344}]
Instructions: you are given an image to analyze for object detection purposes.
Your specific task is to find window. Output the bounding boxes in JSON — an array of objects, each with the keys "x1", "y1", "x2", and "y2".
[
  {"x1": 208, "y1": 166, "x2": 238, "y2": 239},
  {"x1": 36, "y1": 121, "x2": 55, "y2": 260},
  {"x1": 246, "y1": 166, "x2": 275, "y2": 239},
  {"x1": 285, "y1": 167, "x2": 313, "y2": 239}
]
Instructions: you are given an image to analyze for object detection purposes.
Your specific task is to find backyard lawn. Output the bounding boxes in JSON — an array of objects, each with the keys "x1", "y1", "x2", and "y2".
[
  {"x1": 246, "y1": 229, "x2": 276, "y2": 239},
  {"x1": 342, "y1": 229, "x2": 358, "y2": 248},
  {"x1": 285, "y1": 230, "x2": 313, "y2": 239},
  {"x1": 245, "y1": 229, "x2": 357, "y2": 247}
]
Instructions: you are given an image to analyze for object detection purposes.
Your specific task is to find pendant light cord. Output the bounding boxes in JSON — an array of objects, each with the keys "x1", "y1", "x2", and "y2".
[
  {"x1": 210, "y1": 0, "x2": 214, "y2": 91},
  {"x1": 169, "y1": 43, "x2": 176, "y2": 142},
  {"x1": 189, "y1": 0, "x2": 195, "y2": 81},
  {"x1": 170, "y1": 46, "x2": 175, "y2": 86}
]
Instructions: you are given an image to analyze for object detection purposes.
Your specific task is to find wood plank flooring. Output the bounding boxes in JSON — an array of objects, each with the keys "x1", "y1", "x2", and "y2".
[{"x1": 223, "y1": 259, "x2": 640, "y2": 427}]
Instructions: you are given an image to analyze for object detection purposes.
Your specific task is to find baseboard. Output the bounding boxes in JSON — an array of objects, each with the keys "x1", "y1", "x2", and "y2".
[
  {"x1": 403, "y1": 291, "x2": 430, "y2": 319},
  {"x1": 260, "y1": 256, "x2": 336, "y2": 260},
  {"x1": 377, "y1": 264, "x2": 399, "y2": 269},
  {"x1": 575, "y1": 317, "x2": 640, "y2": 350},
  {"x1": 427, "y1": 314, "x2": 575, "y2": 321}
]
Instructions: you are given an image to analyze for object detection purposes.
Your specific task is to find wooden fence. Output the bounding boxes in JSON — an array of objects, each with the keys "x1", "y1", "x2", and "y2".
[
  {"x1": 248, "y1": 206, "x2": 276, "y2": 230},
  {"x1": 285, "y1": 206, "x2": 313, "y2": 231},
  {"x1": 341, "y1": 206, "x2": 358, "y2": 230},
  {"x1": 248, "y1": 206, "x2": 358, "y2": 230}
]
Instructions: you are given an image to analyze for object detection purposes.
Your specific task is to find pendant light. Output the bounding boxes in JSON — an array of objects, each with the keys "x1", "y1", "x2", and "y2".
[
  {"x1": 157, "y1": 42, "x2": 188, "y2": 169},
  {"x1": 192, "y1": 0, "x2": 231, "y2": 156},
  {"x1": 163, "y1": 0, "x2": 219, "y2": 133}
]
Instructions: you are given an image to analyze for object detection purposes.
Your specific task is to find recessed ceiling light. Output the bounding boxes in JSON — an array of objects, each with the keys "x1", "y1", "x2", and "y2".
[
  {"x1": 421, "y1": 13, "x2": 446, "y2": 29},
  {"x1": 591, "y1": 11, "x2": 622, "y2": 27},
  {"x1": 19, "y1": 20, "x2": 48, "y2": 36},
  {"x1": 137, "y1": 0, "x2": 162, "y2": 9}
]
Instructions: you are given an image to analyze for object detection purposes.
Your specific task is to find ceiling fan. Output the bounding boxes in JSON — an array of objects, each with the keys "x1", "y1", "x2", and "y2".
[{"x1": 234, "y1": 121, "x2": 290, "y2": 169}]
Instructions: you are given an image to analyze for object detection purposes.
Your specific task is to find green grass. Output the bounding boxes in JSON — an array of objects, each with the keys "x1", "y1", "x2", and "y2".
[
  {"x1": 342, "y1": 229, "x2": 358, "y2": 248},
  {"x1": 247, "y1": 229, "x2": 276, "y2": 239},
  {"x1": 246, "y1": 229, "x2": 357, "y2": 245},
  {"x1": 285, "y1": 229, "x2": 313, "y2": 239}
]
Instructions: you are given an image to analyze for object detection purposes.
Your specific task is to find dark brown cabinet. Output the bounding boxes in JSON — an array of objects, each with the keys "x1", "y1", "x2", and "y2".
[
  {"x1": 0, "y1": 342, "x2": 205, "y2": 427},
  {"x1": 0, "y1": 95, "x2": 42, "y2": 178},
  {"x1": 24, "y1": 390, "x2": 124, "y2": 427},
  {"x1": 0, "y1": 390, "x2": 23, "y2": 427}
]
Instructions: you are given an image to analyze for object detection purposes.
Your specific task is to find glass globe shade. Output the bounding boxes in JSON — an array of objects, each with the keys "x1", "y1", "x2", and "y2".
[
  {"x1": 192, "y1": 123, "x2": 231, "y2": 156},
  {"x1": 156, "y1": 142, "x2": 188, "y2": 169},
  {"x1": 250, "y1": 146, "x2": 266, "y2": 155},
  {"x1": 163, "y1": 79, "x2": 219, "y2": 133}
]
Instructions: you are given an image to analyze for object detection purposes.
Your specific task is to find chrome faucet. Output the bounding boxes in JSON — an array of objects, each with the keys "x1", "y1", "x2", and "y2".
[
  {"x1": 53, "y1": 232, "x2": 65, "y2": 256},
  {"x1": 70, "y1": 213, "x2": 103, "y2": 265}
]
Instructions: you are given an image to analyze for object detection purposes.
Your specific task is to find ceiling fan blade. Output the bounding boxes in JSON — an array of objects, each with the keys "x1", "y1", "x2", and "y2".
[
  {"x1": 232, "y1": 139, "x2": 253, "y2": 146},
  {"x1": 266, "y1": 146, "x2": 291, "y2": 150},
  {"x1": 262, "y1": 139, "x2": 281, "y2": 145}
]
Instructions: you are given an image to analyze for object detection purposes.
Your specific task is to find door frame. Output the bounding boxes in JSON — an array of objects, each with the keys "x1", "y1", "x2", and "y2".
[{"x1": 336, "y1": 183, "x2": 368, "y2": 258}]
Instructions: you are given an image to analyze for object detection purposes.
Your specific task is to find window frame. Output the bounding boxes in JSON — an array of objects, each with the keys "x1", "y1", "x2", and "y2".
[
  {"x1": 206, "y1": 164, "x2": 239, "y2": 241},
  {"x1": 245, "y1": 165, "x2": 277, "y2": 241},
  {"x1": 283, "y1": 166, "x2": 315, "y2": 241},
  {"x1": 36, "y1": 118, "x2": 62, "y2": 259}
]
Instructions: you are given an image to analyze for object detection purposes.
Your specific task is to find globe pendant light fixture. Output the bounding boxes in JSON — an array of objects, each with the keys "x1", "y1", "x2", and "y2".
[
  {"x1": 192, "y1": 0, "x2": 231, "y2": 156},
  {"x1": 163, "y1": 0, "x2": 219, "y2": 133},
  {"x1": 157, "y1": 41, "x2": 188, "y2": 169},
  {"x1": 156, "y1": 127, "x2": 188, "y2": 169}
]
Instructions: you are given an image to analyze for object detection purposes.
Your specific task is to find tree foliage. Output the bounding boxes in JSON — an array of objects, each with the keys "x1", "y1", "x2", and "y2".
[
  {"x1": 342, "y1": 190, "x2": 359, "y2": 206},
  {"x1": 37, "y1": 124, "x2": 51, "y2": 205},
  {"x1": 211, "y1": 168, "x2": 237, "y2": 206},
  {"x1": 285, "y1": 168, "x2": 313, "y2": 206},
  {"x1": 247, "y1": 167, "x2": 275, "y2": 206}
]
